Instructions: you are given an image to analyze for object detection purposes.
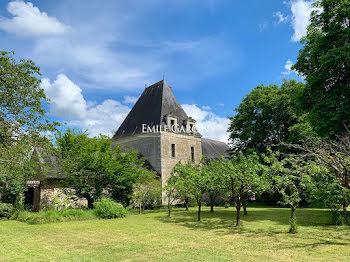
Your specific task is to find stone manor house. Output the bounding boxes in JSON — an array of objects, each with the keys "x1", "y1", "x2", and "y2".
[{"x1": 25, "y1": 80, "x2": 229, "y2": 210}]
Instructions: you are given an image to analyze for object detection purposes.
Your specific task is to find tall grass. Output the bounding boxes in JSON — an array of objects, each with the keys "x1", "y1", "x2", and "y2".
[{"x1": 16, "y1": 208, "x2": 96, "y2": 224}]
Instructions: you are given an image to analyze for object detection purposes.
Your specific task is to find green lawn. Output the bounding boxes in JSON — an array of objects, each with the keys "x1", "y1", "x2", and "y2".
[{"x1": 1, "y1": 207, "x2": 350, "y2": 261}]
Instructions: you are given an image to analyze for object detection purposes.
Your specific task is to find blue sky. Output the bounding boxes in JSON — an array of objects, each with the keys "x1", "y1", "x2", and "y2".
[{"x1": 0, "y1": 0, "x2": 314, "y2": 142}]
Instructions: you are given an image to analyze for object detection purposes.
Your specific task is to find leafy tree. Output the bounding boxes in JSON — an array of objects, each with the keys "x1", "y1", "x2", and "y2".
[
  {"x1": 220, "y1": 153, "x2": 267, "y2": 226},
  {"x1": 172, "y1": 161, "x2": 207, "y2": 221},
  {"x1": 292, "y1": 0, "x2": 350, "y2": 137},
  {"x1": 203, "y1": 158, "x2": 226, "y2": 212},
  {"x1": 267, "y1": 153, "x2": 316, "y2": 233},
  {"x1": 169, "y1": 161, "x2": 194, "y2": 211},
  {"x1": 56, "y1": 129, "x2": 146, "y2": 208},
  {"x1": 290, "y1": 132, "x2": 350, "y2": 224},
  {"x1": 165, "y1": 174, "x2": 179, "y2": 217},
  {"x1": 228, "y1": 79, "x2": 314, "y2": 153},
  {"x1": 133, "y1": 170, "x2": 161, "y2": 214},
  {"x1": 0, "y1": 51, "x2": 57, "y2": 206}
]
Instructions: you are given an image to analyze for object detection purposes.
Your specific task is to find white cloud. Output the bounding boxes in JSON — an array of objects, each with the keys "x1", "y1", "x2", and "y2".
[
  {"x1": 42, "y1": 74, "x2": 131, "y2": 137},
  {"x1": 0, "y1": 1, "x2": 69, "y2": 36},
  {"x1": 290, "y1": 0, "x2": 317, "y2": 42},
  {"x1": 41, "y1": 74, "x2": 87, "y2": 118},
  {"x1": 274, "y1": 11, "x2": 288, "y2": 24},
  {"x1": 123, "y1": 96, "x2": 139, "y2": 104},
  {"x1": 182, "y1": 104, "x2": 230, "y2": 143},
  {"x1": 42, "y1": 75, "x2": 229, "y2": 140},
  {"x1": 69, "y1": 99, "x2": 131, "y2": 137},
  {"x1": 282, "y1": 59, "x2": 295, "y2": 75}
]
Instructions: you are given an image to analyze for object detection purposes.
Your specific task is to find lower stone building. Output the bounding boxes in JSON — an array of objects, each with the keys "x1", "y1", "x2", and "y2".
[{"x1": 24, "y1": 148, "x2": 88, "y2": 211}]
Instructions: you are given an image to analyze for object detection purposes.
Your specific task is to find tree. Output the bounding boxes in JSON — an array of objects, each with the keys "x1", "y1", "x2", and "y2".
[
  {"x1": 0, "y1": 51, "x2": 57, "y2": 206},
  {"x1": 204, "y1": 158, "x2": 226, "y2": 212},
  {"x1": 292, "y1": 0, "x2": 350, "y2": 137},
  {"x1": 172, "y1": 161, "x2": 207, "y2": 222},
  {"x1": 289, "y1": 132, "x2": 350, "y2": 225},
  {"x1": 228, "y1": 79, "x2": 314, "y2": 153},
  {"x1": 133, "y1": 170, "x2": 161, "y2": 214},
  {"x1": 220, "y1": 153, "x2": 267, "y2": 226},
  {"x1": 56, "y1": 129, "x2": 146, "y2": 208},
  {"x1": 267, "y1": 153, "x2": 316, "y2": 233},
  {"x1": 165, "y1": 174, "x2": 178, "y2": 217},
  {"x1": 170, "y1": 161, "x2": 194, "y2": 211}
]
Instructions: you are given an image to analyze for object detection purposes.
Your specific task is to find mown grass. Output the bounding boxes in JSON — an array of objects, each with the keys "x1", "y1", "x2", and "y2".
[{"x1": 1, "y1": 207, "x2": 350, "y2": 261}]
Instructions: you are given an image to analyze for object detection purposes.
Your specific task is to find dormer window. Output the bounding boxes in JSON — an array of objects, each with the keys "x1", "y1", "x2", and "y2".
[
  {"x1": 166, "y1": 113, "x2": 177, "y2": 132},
  {"x1": 185, "y1": 117, "x2": 196, "y2": 134}
]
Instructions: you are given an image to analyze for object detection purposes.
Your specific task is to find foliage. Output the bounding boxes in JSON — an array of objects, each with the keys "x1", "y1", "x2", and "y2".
[
  {"x1": 0, "y1": 51, "x2": 58, "y2": 206},
  {"x1": 228, "y1": 79, "x2": 314, "y2": 153},
  {"x1": 203, "y1": 158, "x2": 226, "y2": 212},
  {"x1": 267, "y1": 152, "x2": 318, "y2": 233},
  {"x1": 56, "y1": 129, "x2": 147, "y2": 207},
  {"x1": 290, "y1": 132, "x2": 350, "y2": 224},
  {"x1": 16, "y1": 208, "x2": 96, "y2": 224},
  {"x1": 292, "y1": 0, "x2": 350, "y2": 137},
  {"x1": 132, "y1": 170, "x2": 161, "y2": 213},
  {"x1": 94, "y1": 197, "x2": 128, "y2": 219},
  {"x1": 220, "y1": 153, "x2": 268, "y2": 226},
  {"x1": 170, "y1": 160, "x2": 207, "y2": 221},
  {"x1": 167, "y1": 161, "x2": 194, "y2": 213},
  {"x1": 0, "y1": 202, "x2": 14, "y2": 219}
]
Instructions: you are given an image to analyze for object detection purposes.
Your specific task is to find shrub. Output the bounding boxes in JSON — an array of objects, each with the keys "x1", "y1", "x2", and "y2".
[
  {"x1": 331, "y1": 210, "x2": 349, "y2": 225},
  {"x1": 94, "y1": 198, "x2": 128, "y2": 219},
  {"x1": 0, "y1": 203, "x2": 14, "y2": 219},
  {"x1": 16, "y1": 208, "x2": 96, "y2": 224}
]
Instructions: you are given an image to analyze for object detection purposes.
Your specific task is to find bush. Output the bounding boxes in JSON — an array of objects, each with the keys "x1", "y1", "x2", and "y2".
[
  {"x1": 331, "y1": 210, "x2": 349, "y2": 225},
  {"x1": 94, "y1": 198, "x2": 128, "y2": 219},
  {"x1": 0, "y1": 203, "x2": 14, "y2": 219},
  {"x1": 16, "y1": 208, "x2": 95, "y2": 224}
]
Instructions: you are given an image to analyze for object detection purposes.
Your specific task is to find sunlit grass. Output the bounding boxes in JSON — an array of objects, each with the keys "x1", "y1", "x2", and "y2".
[{"x1": 1, "y1": 207, "x2": 350, "y2": 261}]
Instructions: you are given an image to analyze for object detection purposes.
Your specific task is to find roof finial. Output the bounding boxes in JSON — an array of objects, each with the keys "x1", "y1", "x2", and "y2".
[{"x1": 163, "y1": 72, "x2": 165, "y2": 81}]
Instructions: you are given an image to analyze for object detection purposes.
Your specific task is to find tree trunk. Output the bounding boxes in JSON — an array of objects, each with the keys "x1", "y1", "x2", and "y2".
[
  {"x1": 236, "y1": 200, "x2": 241, "y2": 226},
  {"x1": 343, "y1": 198, "x2": 349, "y2": 226},
  {"x1": 197, "y1": 199, "x2": 201, "y2": 222},
  {"x1": 209, "y1": 192, "x2": 217, "y2": 213},
  {"x1": 168, "y1": 200, "x2": 171, "y2": 217},
  {"x1": 87, "y1": 198, "x2": 94, "y2": 209},
  {"x1": 185, "y1": 198, "x2": 189, "y2": 211},
  {"x1": 242, "y1": 195, "x2": 247, "y2": 215},
  {"x1": 289, "y1": 205, "x2": 297, "y2": 233},
  {"x1": 243, "y1": 205, "x2": 247, "y2": 216},
  {"x1": 139, "y1": 202, "x2": 142, "y2": 214}
]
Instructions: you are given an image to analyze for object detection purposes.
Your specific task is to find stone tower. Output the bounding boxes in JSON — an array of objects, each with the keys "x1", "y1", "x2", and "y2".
[{"x1": 112, "y1": 80, "x2": 229, "y2": 200}]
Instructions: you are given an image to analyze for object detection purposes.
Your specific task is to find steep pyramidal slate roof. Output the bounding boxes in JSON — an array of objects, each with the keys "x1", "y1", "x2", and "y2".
[
  {"x1": 114, "y1": 80, "x2": 190, "y2": 139},
  {"x1": 201, "y1": 138, "x2": 230, "y2": 160}
]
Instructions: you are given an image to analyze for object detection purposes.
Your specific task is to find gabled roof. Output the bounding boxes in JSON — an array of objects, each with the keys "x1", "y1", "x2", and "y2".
[
  {"x1": 201, "y1": 138, "x2": 230, "y2": 160},
  {"x1": 114, "y1": 80, "x2": 192, "y2": 139}
]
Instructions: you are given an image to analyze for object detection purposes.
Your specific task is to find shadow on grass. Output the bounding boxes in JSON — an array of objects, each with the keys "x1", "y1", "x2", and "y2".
[{"x1": 152, "y1": 206, "x2": 350, "y2": 247}]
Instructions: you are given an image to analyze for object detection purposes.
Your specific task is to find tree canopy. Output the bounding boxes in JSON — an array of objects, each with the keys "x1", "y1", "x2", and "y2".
[
  {"x1": 292, "y1": 0, "x2": 350, "y2": 137},
  {"x1": 228, "y1": 79, "x2": 314, "y2": 153},
  {"x1": 0, "y1": 51, "x2": 57, "y2": 206}
]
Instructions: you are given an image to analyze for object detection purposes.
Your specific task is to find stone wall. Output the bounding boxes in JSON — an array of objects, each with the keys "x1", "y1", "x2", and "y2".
[
  {"x1": 35, "y1": 178, "x2": 88, "y2": 210},
  {"x1": 160, "y1": 132, "x2": 202, "y2": 202},
  {"x1": 112, "y1": 133, "x2": 162, "y2": 174},
  {"x1": 113, "y1": 131, "x2": 202, "y2": 204}
]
